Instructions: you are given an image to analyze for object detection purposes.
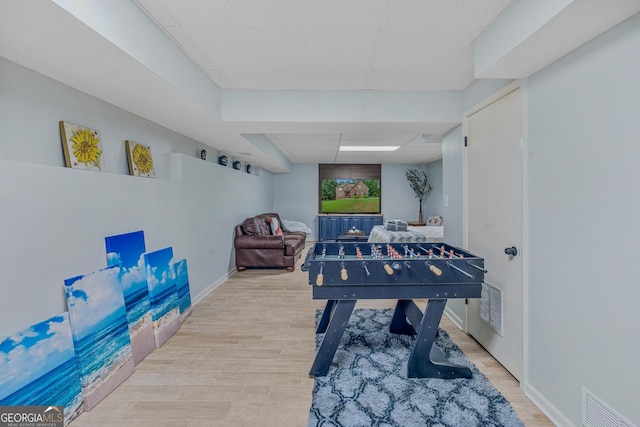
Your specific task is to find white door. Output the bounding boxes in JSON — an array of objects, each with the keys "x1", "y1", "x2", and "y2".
[{"x1": 465, "y1": 86, "x2": 523, "y2": 380}]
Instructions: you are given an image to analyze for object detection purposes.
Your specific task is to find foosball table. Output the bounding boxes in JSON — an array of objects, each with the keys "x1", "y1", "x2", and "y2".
[{"x1": 301, "y1": 241, "x2": 485, "y2": 379}]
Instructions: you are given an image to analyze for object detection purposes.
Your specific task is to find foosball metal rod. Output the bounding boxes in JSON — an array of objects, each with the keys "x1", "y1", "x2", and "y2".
[
  {"x1": 417, "y1": 245, "x2": 430, "y2": 254},
  {"x1": 467, "y1": 262, "x2": 487, "y2": 273},
  {"x1": 361, "y1": 261, "x2": 371, "y2": 277},
  {"x1": 431, "y1": 244, "x2": 461, "y2": 258},
  {"x1": 446, "y1": 261, "x2": 474, "y2": 279}
]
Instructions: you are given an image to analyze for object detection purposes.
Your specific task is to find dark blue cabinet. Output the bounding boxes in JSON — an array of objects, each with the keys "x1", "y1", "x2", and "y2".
[{"x1": 318, "y1": 215, "x2": 383, "y2": 241}]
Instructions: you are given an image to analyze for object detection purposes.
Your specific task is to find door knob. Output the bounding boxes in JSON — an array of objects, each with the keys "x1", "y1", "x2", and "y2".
[{"x1": 504, "y1": 246, "x2": 518, "y2": 256}]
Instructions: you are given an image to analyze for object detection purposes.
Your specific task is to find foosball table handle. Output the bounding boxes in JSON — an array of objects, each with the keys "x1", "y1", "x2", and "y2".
[
  {"x1": 425, "y1": 261, "x2": 442, "y2": 276},
  {"x1": 341, "y1": 268, "x2": 348, "y2": 281},
  {"x1": 316, "y1": 262, "x2": 325, "y2": 286},
  {"x1": 383, "y1": 262, "x2": 394, "y2": 275}
]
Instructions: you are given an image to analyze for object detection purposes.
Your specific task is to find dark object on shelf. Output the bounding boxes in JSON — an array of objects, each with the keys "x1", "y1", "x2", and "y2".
[
  {"x1": 200, "y1": 149, "x2": 207, "y2": 160},
  {"x1": 246, "y1": 164, "x2": 252, "y2": 174},
  {"x1": 218, "y1": 155, "x2": 228, "y2": 166},
  {"x1": 233, "y1": 160, "x2": 241, "y2": 170}
]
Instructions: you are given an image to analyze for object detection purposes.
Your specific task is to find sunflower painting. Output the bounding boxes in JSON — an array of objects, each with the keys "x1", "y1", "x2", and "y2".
[
  {"x1": 59, "y1": 121, "x2": 104, "y2": 171},
  {"x1": 125, "y1": 140, "x2": 155, "y2": 178}
]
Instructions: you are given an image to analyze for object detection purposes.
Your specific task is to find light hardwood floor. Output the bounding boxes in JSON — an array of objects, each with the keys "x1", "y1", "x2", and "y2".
[{"x1": 70, "y1": 257, "x2": 553, "y2": 426}]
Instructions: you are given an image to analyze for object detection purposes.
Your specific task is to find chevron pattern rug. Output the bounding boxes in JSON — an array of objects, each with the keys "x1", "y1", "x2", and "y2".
[{"x1": 308, "y1": 308, "x2": 524, "y2": 427}]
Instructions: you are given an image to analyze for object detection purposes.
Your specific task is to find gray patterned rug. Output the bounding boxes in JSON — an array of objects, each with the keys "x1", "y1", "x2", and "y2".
[{"x1": 308, "y1": 308, "x2": 524, "y2": 427}]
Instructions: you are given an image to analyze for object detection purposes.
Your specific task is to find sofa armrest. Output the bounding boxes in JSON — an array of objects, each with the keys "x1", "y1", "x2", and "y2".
[
  {"x1": 234, "y1": 235, "x2": 285, "y2": 249},
  {"x1": 283, "y1": 230, "x2": 306, "y2": 239}
]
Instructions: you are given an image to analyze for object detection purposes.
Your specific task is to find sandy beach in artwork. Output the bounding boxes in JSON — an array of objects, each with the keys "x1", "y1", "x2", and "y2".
[
  {"x1": 130, "y1": 312, "x2": 155, "y2": 364},
  {"x1": 153, "y1": 307, "x2": 181, "y2": 347},
  {"x1": 83, "y1": 353, "x2": 135, "y2": 411}
]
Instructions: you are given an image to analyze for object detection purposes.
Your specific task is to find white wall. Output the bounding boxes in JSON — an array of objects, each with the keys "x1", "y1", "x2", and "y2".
[
  {"x1": 443, "y1": 15, "x2": 640, "y2": 425},
  {"x1": 272, "y1": 163, "x2": 319, "y2": 238},
  {"x1": 0, "y1": 58, "x2": 273, "y2": 337},
  {"x1": 442, "y1": 126, "x2": 464, "y2": 247},
  {"x1": 382, "y1": 163, "x2": 436, "y2": 222},
  {"x1": 422, "y1": 159, "x2": 443, "y2": 219},
  {"x1": 524, "y1": 12, "x2": 640, "y2": 426},
  {"x1": 441, "y1": 126, "x2": 466, "y2": 325}
]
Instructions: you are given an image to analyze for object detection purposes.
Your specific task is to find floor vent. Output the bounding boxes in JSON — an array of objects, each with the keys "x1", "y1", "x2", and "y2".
[{"x1": 582, "y1": 388, "x2": 636, "y2": 427}]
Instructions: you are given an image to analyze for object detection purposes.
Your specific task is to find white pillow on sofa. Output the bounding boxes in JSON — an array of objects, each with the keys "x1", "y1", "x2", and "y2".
[
  {"x1": 281, "y1": 219, "x2": 312, "y2": 234},
  {"x1": 269, "y1": 216, "x2": 284, "y2": 236}
]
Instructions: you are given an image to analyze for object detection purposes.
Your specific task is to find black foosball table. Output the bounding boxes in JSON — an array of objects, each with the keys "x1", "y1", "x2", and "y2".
[{"x1": 301, "y1": 241, "x2": 485, "y2": 379}]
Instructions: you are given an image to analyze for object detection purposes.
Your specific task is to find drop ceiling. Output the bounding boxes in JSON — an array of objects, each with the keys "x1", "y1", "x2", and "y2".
[{"x1": 2, "y1": 1, "x2": 639, "y2": 172}]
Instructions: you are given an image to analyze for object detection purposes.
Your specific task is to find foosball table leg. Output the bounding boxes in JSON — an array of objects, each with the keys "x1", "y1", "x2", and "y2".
[
  {"x1": 407, "y1": 299, "x2": 472, "y2": 379},
  {"x1": 389, "y1": 299, "x2": 420, "y2": 335},
  {"x1": 316, "y1": 300, "x2": 336, "y2": 333},
  {"x1": 309, "y1": 299, "x2": 356, "y2": 377}
]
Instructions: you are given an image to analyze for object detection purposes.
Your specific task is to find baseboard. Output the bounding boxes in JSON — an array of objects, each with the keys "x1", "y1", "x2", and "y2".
[
  {"x1": 444, "y1": 306, "x2": 464, "y2": 331},
  {"x1": 191, "y1": 267, "x2": 237, "y2": 306},
  {"x1": 522, "y1": 382, "x2": 575, "y2": 427}
]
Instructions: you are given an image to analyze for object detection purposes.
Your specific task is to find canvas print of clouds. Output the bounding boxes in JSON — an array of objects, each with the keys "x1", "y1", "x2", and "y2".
[
  {"x1": 144, "y1": 247, "x2": 181, "y2": 347},
  {"x1": 64, "y1": 265, "x2": 135, "y2": 411},
  {"x1": 0, "y1": 313, "x2": 84, "y2": 426},
  {"x1": 174, "y1": 259, "x2": 193, "y2": 322},
  {"x1": 105, "y1": 230, "x2": 155, "y2": 365}
]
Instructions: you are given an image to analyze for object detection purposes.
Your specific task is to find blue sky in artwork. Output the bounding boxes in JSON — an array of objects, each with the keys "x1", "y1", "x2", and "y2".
[
  {"x1": 145, "y1": 247, "x2": 175, "y2": 294},
  {"x1": 175, "y1": 259, "x2": 188, "y2": 286},
  {"x1": 105, "y1": 231, "x2": 145, "y2": 269},
  {"x1": 0, "y1": 313, "x2": 75, "y2": 401},
  {"x1": 64, "y1": 265, "x2": 126, "y2": 338},
  {"x1": 105, "y1": 231, "x2": 148, "y2": 296}
]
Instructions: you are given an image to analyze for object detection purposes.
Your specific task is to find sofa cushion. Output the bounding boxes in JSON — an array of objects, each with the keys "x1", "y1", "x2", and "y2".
[{"x1": 241, "y1": 216, "x2": 271, "y2": 236}]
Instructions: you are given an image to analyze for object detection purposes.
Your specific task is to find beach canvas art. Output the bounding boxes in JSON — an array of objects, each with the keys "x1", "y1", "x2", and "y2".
[
  {"x1": 105, "y1": 230, "x2": 155, "y2": 365},
  {"x1": 59, "y1": 121, "x2": 104, "y2": 171},
  {"x1": 174, "y1": 259, "x2": 193, "y2": 322},
  {"x1": 144, "y1": 247, "x2": 181, "y2": 347},
  {"x1": 0, "y1": 313, "x2": 84, "y2": 426},
  {"x1": 64, "y1": 265, "x2": 135, "y2": 411}
]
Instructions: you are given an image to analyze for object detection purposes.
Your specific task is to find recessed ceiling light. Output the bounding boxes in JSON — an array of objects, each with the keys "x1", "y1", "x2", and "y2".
[{"x1": 339, "y1": 146, "x2": 399, "y2": 152}]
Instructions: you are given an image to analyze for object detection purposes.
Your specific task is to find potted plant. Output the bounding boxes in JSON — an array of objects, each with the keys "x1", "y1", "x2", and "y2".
[{"x1": 405, "y1": 169, "x2": 432, "y2": 225}]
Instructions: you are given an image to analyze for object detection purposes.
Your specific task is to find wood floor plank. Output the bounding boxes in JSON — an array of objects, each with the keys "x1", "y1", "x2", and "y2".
[{"x1": 70, "y1": 255, "x2": 552, "y2": 426}]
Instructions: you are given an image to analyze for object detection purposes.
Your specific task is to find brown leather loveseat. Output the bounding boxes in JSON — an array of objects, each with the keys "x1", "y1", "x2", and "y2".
[{"x1": 234, "y1": 213, "x2": 306, "y2": 272}]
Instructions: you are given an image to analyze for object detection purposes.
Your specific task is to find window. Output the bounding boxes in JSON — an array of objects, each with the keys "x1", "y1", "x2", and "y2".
[{"x1": 319, "y1": 164, "x2": 381, "y2": 214}]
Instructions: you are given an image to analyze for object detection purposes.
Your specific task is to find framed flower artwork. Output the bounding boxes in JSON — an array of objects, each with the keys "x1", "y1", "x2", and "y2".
[
  {"x1": 125, "y1": 140, "x2": 155, "y2": 178},
  {"x1": 59, "y1": 121, "x2": 104, "y2": 171}
]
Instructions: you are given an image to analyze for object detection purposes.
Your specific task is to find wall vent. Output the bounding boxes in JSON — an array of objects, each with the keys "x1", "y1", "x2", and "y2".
[
  {"x1": 479, "y1": 281, "x2": 502, "y2": 336},
  {"x1": 582, "y1": 387, "x2": 636, "y2": 427}
]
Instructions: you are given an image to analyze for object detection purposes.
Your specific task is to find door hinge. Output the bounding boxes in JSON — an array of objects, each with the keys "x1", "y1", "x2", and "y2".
[{"x1": 464, "y1": 136, "x2": 468, "y2": 147}]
